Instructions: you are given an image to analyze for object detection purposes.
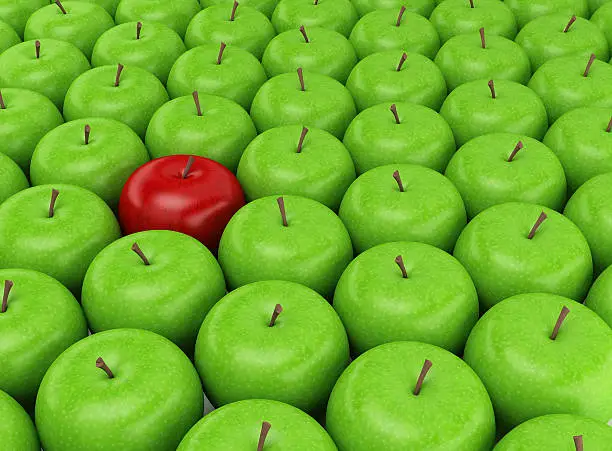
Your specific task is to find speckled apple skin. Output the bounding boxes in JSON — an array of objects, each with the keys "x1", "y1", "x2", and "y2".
[
  {"x1": 0, "y1": 0, "x2": 47, "y2": 38},
  {"x1": 0, "y1": 20, "x2": 20, "y2": 54},
  {"x1": 0, "y1": 184, "x2": 121, "y2": 295},
  {"x1": 339, "y1": 164, "x2": 467, "y2": 253},
  {"x1": 0, "y1": 153, "x2": 29, "y2": 205},
  {"x1": 346, "y1": 50, "x2": 447, "y2": 112},
  {"x1": 218, "y1": 195, "x2": 353, "y2": 298},
  {"x1": 591, "y1": 3, "x2": 612, "y2": 51},
  {"x1": 0, "y1": 389, "x2": 39, "y2": 450},
  {"x1": 272, "y1": 0, "x2": 358, "y2": 38},
  {"x1": 115, "y1": 0, "x2": 201, "y2": 38},
  {"x1": 0, "y1": 38, "x2": 90, "y2": 109},
  {"x1": 36, "y1": 329, "x2": 204, "y2": 451},
  {"x1": 585, "y1": 265, "x2": 612, "y2": 328},
  {"x1": 200, "y1": 0, "x2": 278, "y2": 18},
  {"x1": 326, "y1": 341, "x2": 496, "y2": 451},
  {"x1": 195, "y1": 280, "x2": 350, "y2": 412},
  {"x1": 504, "y1": 0, "x2": 589, "y2": 29},
  {"x1": 77, "y1": 0, "x2": 120, "y2": 16},
  {"x1": 453, "y1": 202, "x2": 592, "y2": 309},
  {"x1": 464, "y1": 294, "x2": 612, "y2": 433},
  {"x1": 343, "y1": 102, "x2": 456, "y2": 175},
  {"x1": 0, "y1": 269, "x2": 87, "y2": 409},
  {"x1": 441, "y1": 78, "x2": 548, "y2": 147},
  {"x1": 351, "y1": 0, "x2": 435, "y2": 18}
]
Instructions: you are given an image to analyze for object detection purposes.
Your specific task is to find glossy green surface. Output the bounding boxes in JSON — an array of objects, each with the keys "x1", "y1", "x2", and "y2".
[
  {"x1": 585, "y1": 264, "x2": 612, "y2": 327},
  {"x1": 0, "y1": 19, "x2": 20, "y2": 54},
  {"x1": 504, "y1": 0, "x2": 589, "y2": 28},
  {"x1": 591, "y1": 3, "x2": 612, "y2": 50},
  {"x1": 115, "y1": 0, "x2": 201, "y2": 38},
  {"x1": 0, "y1": 389, "x2": 39, "y2": 450},
  {"x1": 200, "y1": 0, "x2": 278, "y2": 18},
  {"x1": 351, "y1": 0, "x2": 435, "y2": 18},
  {"x1": 272, "y1": 0, "x2": 358, "y2": 37},
  {"x1": 0, "y1": 0, "x2": 48, "y2": 38},
  {"x1": 0, "y1": 151, "x2": 29, "y2": 204},
  {"x1": 75, "y1": 0, "x2": 120, "y2": 15}
]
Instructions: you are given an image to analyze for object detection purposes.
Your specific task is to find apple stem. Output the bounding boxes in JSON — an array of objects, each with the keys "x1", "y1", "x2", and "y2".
[
  {"x1": 217, "y1": 42, "x2": 227, "y2": 65},
  {"x1": 313, "y1": 0, "x2": 318, "y2": 4},
  {"x1": 583, "y1": 53, "x2": 596, "y2": 77},
  {"x1": 479, "y1": 27, "x2": 485, "y2": 49},
  {"x1": 83, "y1": 124, "x2": 91, "y2": 145},
  {"x1": 35, "y1": 40, "x2": 40, "y2": 59},
  {"x1": 396, "y1": 52, "x2": 407, "y2": 71},
  {"x1": 277, "y1": 197, "x2": 288, "y2": 226},
  {"x1": 182, "y1": 155, "x2": 195, "y2": 178},
  {"x1": 413, "y1": 359, "x2": 433, "y2": 395},
  {"x1": 395, "y1": 255, "x2": 408, "y2": 278},
  {"x1": 55, "y1": 0, "x2": 67, "y2": 14},
  {"x1": 0, "y1": 90, "x2": 5, "y2": 109},
  {"x1": 257, "y1": 422, "x2": 272, "y2": 451},
  {"x1": 488, "y1": 80, "x2": 496, "y2": 99},
  {"x1": 390, "y1": 104, "x2": 400, "y2": 124},
  {"x1": 469, "y1": 0, "x2": 474, "y2": 7},
  {"x1": 392, "y1": 170, "x2": 405, "y2": 192},
  {"x1": 136, "y1": 21, "x2": 142, "y2": 39},
  {"x1": 607, "y1": 116, "x2": 612, "y2": 133},
  {"x1": 49, "y1": 188, "x2": 59, "y2": 218},
  {"x1": 297, "y1": 67, "x2": 305, "y2": 91},
  {"x1": 96, "y1": 357, "x2": 114, "y2": 378},
  {"x1": 230, "y1": 0, "x2": 239, "y2": 20},
  {"x1": 192, "y1": 91, "x2": 202, "y2": 116},
  {"x1": 114, "y1": 63, "x2": 124, "y2": 87},
  {"x1": 573, "y1": 435, "x2": 583, "y2": 451},
  {"x1": 527, "y1": 211, "x2": 547, "y2": 239},
  {"x1": 1, "y1": 280, "x2": 13, "y2": 313},
  {"x1": 268, "y1": 304, "x2": 283, "y2": 327},
  {"x1": 296, "y1": 126, "x2": 308, "y2": 153},
  {"x1": 507, "y1": 141, "x2": 523, "y2": 162},
  {"x1": 563, "y1": 15, "x2": 576, "y2": 33},
  {"x1": 131, "y1": 242, "x2": 150, "y2": 265},
  {"x1": 299, "y1": 25, "x2": 309, "y2": 43},
  {"x1": 550, "y1": 306, "x2": 570, "y2": 340},
  {"x1": 396, "y1": 5, "x2": 406, "y2": 26}
]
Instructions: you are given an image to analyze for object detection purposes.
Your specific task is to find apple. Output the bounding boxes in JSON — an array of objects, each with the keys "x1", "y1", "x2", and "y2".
[
  {"x1": 591, "y1": 3, "x2": 612, "y2": 51},
  {"x1": 271, "y1": 0, "x2": 359, "y2": 38},
  {"x1": 30, "y1": 118, "x2": 150, "y2": 210},
  {"x1": 250, "y1": 68, "x2": 356, "y2": 139},
  {"x1": 585, "y1": 264, "x2": 612, "y2": 327},
  {"x1": 326, "y1": 341, "x2": 496, "y2": 451},
  {"x1": 200, "y1": 0, "x2": 278, "y2": 18},
  {"x1": 0, "y1": 38, "x2": 90, "y2": 109},
  {"x1": 343, "y1": 102, "x2": 456, "y2": 175},
  {"x1": 464, "y1": 293, "x2": 612, "y2": 432},
  {"x1": 115, "y1": 0, "x2": 201, "y2": 38},
  {"x1": 338, "y1": 164, "x2": 467, "y2": 253},
  {"x1": 504, "y1": 0, "x2": 589, "y2": 29},
  {"x1": 73, "y1": 0, "x2": 121, "y2": 16},
  {"x1": 35, "y1": 328, "x2": 204, "y2": 451},
  {"x1": 440, "y1": 78, "x2": 548, "y2": 147},
  {"x1": 346, "y1": 50, "x2": 447, "y2": 112},
  {"x1": 167, "y1": 42, "x2": 267, "y2": 110},
  {"x1": 0, "y1": 0, "x2": 48, "y2": 38},
  {"x1": 185, "y1": 2, "x2": 275, "y2": 60},
  {"x1": 145, "y1": 91, "x2": 257, "y2": 173},
  {"x1": 262, "y1": 26, "x2": 357, "y2": 83},
  {"x1": 351, "y1": 0, "x2": 436, "y2": 18},
  {"x1": 349, "y1": 6, "x2": 440, "y2": 60},
  {"x1": 236, "y1": 125, "x2": 356, "y2": 210},
  {"x1": 0, "y1": 151, "x2": 29, "y2": 204},
  {"x1": 92, "y1": 21, "x2": 186, "y2": 84},
  {"x1": 218, "y1": 195, "x2": 353, "y2": 298},
  {"x1": 0, "y1": 19, "x2": 20, "y2": 54},
  {"x1": 445, "y1": 133, "x2": 567, "y2": 218},
  {"x1": 0, "y1": 184, "x2": 121, "y2": 295},
  {"x1": 63, "y1": 64, "x2": 169, "y2": 139},
  {"x1": 118, "y1": 155, "x2": 245, "y2": 252},
  {"x1": 0, "y1": 269, "x2": 88, "y2": 410},
  {"x1": 0, "y1": 389, "x2": 39, "y2": 450},
  {"x1": 453, "y1": 202, "x2": 592, "y2": 310}
]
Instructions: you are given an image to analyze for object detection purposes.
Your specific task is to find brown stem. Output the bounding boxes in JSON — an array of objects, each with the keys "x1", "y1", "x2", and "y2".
[
  {"x1": 314, "y1": 0, "x2": 318, "y2": 4},
  {"x1": 479, "y1": 27, "x2": 485, "y2": 49},
  {"x1": 0, "y1": 90, "x2": 5, "y2": 109},
  {"x1": 257, "y1": 422, "x2": 272, "y2": 451},
  {"x1": 131, "y1": 242, "x2": 150, "y2": 265},
  {"x1": 114, "y1": 63, "x2": 124, "y2": 87},
  {"x1": 230, "y1": 0, "x2": 238, "y2": 20},
  {"x1": 550, "y1": 306, "x2": 570, "y2": 340},
  {"x1": 413, "y1": 359, "x2": 433, "y2": 395},
  {"x1": 607, "y1": 116, "x2": 612, "y2": 133},
  {"x1": 35, "y1": 40, "x2": 40, "y2": 59},
  {"x1": 507, "y1": 141, "x2": 523, "y2": 162},
  {"x1": 469, "y1": 0, "x2": 474, "y2": 7},
  {"x1": 192, "y1": 91, "x2": 202, "y2": 116},
  {"x1": 277, "y1": 197, "x2": 288, "y2": 226},
  {"x1": 393, "y1": 170, "x2": 404, "y2": 192},
  {"x1": 136, "y1": 21, "x2": 142, "y2": 39},
  {"x1": 573, "y1": 435, "x2": 583, "y2": 451},
  {"x1": 217, "y1": 42, "x2": 227, "y2": 65},
  {"x1": 1, "y1": 280, "x2": 13, "y2": 313},
  {"x1": 299, "y1": 25, "x2": 309, "y2": 43},
  {"x1": 396, "y1": 52, "x2": 407, "y2": 71},
  {"x1": 488, "y1": 80, "x2": 496, "y2": 99},
  {"x1": 583, "y1": 53, "x2": 596, "y2": 77},
  {"x1": 49, "y1": 188, "x2": 59, "y2": 218},
  {"x1": 268, "y1": 304, "x2": 283, "y2": 326},
  {"x1": 182, "y1": 155, "x2": 195, "y2": 178},
  {"x1": 395, "y1": 255, "x2": 408, "y2": 278},
  {"x1": 563, "y1": 15, "x2": 576, "y2": 33},
  {"x1": 527, "y1": 211, "x2": 547, "y2": 239},
  {"x1": 84, "y1": 124, "x2": 91, "y2": 145},
  {"x1": 296, "y1": 126, "x2": 308, "y2": 153},
  {"x1": 55, "y1": 0, "x2": 67, "y2": 14},
  {"x1": 396, "y1": 5, "x2": 406, "y2": 26},
  {"x1": 96, "y1": 357, "x2": 114, "y2": 378},
  {"x1": 390, "y1": 104, "x2": 400, "y2": 124},
  {"x1": 297, "y1": 67, "x2": 305, "y2": 91}
]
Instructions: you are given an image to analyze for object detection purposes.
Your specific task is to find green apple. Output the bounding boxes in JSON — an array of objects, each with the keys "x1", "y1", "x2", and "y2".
[
  {"x1": 343, "y1": 102, "x2": 456, "y2": 175},
  {"x1": 0, "y1": 184, "x2": 121, "y2": 295},
  {"x1": 35, "y1": 328, "x2": 204, "y2": 451},
  {"x1": 591, "y1": 3, "x2": 612, "y2": 51},
  {"x1": 326, "y1": 341, "x2": 496, "y2": 451},
  {"x1": 92, "y1": 21, "x2": 186, "y2": 84},
  {"x1": 435, "y1": 29, "x2": 531, "y2": 91},
  {"x1": 115, "y1": 0, "x2": 201, "y2": 38},
  {"x1": 185, "y1": 3, "x2": 275, "y2": 60},
  {"x1": 445, "y1": 133, "x2": 567, "y2": 218},
  {"x1": 349, "y1": 7, "x2": 440, "y2": 60},
  {"x1": 528, "y1": 54, "x2": 612, "y2": 123},
  {"x1": 24, "y1": 0, "x2": 114, "y2": 59},
  {"x1": 145, "y1": 92, "x2": 257, "y2": 173},
  {"x1": 63, "y1": 64, "x2": 169, "y2": 139},
  {"x1": 237, "y1": 125, "x2": 356, "y2": 210},
  {"x1": 0, "y1": 389, "x2": 39, "y2": 450},
  {"x1": 200, "y1": 0, "x2": 278, "y2": 18},
  {"x1": 453, "y1": 202, "x2": 592, "y2": 310},
  {"x1": 338, "y1": 164, "x2": 467, "y2": 253},
  {"x1": 0, "y1": 269, "x2": 87, "y2": 410},
  {"x1": 464, "y1": 293, "x2": 612, "y2": 432},
  {"x1": 440, "y1": 78, "x2": 548, "y2": 147},
  {"x1": 0, "y1": 38, "x2": 90, "y2": 109},
  {"x1": 250, "y1": 69, "x2": 356, "y2": 139},
  {"x1": 0, "y1": 0, "x2": 48, "y2": 38},
  {"x1": 271, "y1": 0, "x2": 358, "y2": 38},
  {"x1": 351, "y1": 0, "x2": 435, "y2": 18},
  {"x1": 346, "y1": 50, "x2": 447, "y2": 112},
  {"x1": 504, "y1": 0, "x2": 589, "y2": 29},
  {"x1": 72, "y1": 0, "x2": 121, "y2": 15},
  {"x1": 0, "y1": 19, "x2": 20, "y2": 54},
  {"x1": 30, "y1": 117, "x2": 150, "y2": 209},
  {"x1": 167, "y1": 43, "x2": 267, "y2": 110},
  {"x1": 589, "y1": 0, "x2": 612, "y2": 15},
  {"x1": 585, "y1": 264, "x2": 612, "y2": 327},
  {"x1": 0, "y1": 150, "x2": 29, "y2": 204},
  {"x1": 430, "y1": 0, "x2": 517, "y2": 43},
  {"x1": 262, "y1": 26, "x2": 357, "y2": 83},
  {"x1": 218, "y1": 195, "x2": 353, "y2": 298}
]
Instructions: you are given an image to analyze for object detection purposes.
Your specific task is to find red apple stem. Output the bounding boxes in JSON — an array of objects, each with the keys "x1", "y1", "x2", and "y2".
[
  {"x1": 230, "y1": 0, "x2": 238, "y2": 20},
  {"x1": 182, "y1": 155, "x2": 195, "y2": 178},
  {"x1": 96, "y1": 357, "x2": 114, "y2": 378},
  {"x1": 55, "y1": 0, "x2": 67, "y2": 14},
  {"x1": 114, "y1": 63, "x2": 124, "y2": 87},
  {"x1": 393, "y1": 170, "x2": 404, "y2": 192},
  {"x1": 390, "y1": 104, "x2": 400, "y2": 124},
  {"x1": 488, "y1": 80, "x2": 496, "y2": 99},
  {"x1": 607, "y1": 116, "x2": 612, "y2": 133},
  {"x1": 35, "y1": 40, "x2": 40, "y2": 59},
  {"x1": 268, "y1": 304, "x2": 283, "y2": 327},
  {"x1": 396, "y1": 52, "x2": 407, "y2": 71},
  {"x1": 297, "y1": 67, "x2": 305, "y2": 91},
  {"x1": 131, "y1": 242, "x2": 150, "y2": 265},
  {"x1": 217, "y1": 42, "x2": 227, "y2": 65},
  {"x1": 550, "y1": 306, "x2": 570, "y2": 340},
  {"x1": 257, "y1": 422, "x2": 272, "y2": 451},
  {"x1": 395, "y1": 255, "x2": 408, "y2": 278},
  {"x1": 136, "y1": 21, "x2": 142, "y2": 39},
  {"x1": 573, "y1": 435, "x2": 583, "y2": 451},
  {"x1": 507, "y1": 141, "x2": 523, "y2": 162},
  {"x1": 192, "y1": 91, "x2": 202, "y2": 116},
  {"x1": 527, "y1": 211, "x2": 547, "y2": 239},
  {"x1": 583, "y1": 53, "x2": 596, "y2": 77},
  {"x1": 49, "y1": 188, "x2": 59, "y2": 218},
  {"x1": 296, "y1": 126, "x2": 308, "y2": 153},
  {"x1": 563, "y1": 15, "x2": 576, "y2": 33},
  {"x1": 299, "y1": 25, "x2": 309, "y2": 43},
  {"x1": 413, "y1": 359, "x2": 433, "y2": 395},
  {"x1": 84, "y1": 124, "x2": 91, "y2": 145},
  {"x1": 1, "y1": 280, "x2": 13, "y2": 313},
  {"x1": 396, "y1": 5, "x2": 406, "y2": 26},
  {"x1": 479, "y1": 27, "x2": 485, "y2": 49},
  {"x1": 277, "y1": 197, "x2": 288, "y2": 226},
  {"x1": 469, "y1": 0, "x2": 474, "y2": 7},
  {"x1": 0, "y1": 90, "x2": 5, "y2": 109}
]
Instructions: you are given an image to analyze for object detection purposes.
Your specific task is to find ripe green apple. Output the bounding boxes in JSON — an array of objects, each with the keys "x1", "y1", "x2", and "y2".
[
  {"x1": 250, "y1": 69, "x2": 356, "y2": 139},
  {"x1": 272, "y1": 0, "x2": 358, "y2": 38},
  {"x1": 346, "y1": 50, "x2": 447, "y2": 112},
  {"x1": 237, "y1": 125, "x2": 356, "y2": 210},
  {"x1": 92, "y1": 21, "x2": 186, "y2": 84},
  {"x1": 185, "y1": 3, "x2": 275, "y2": 59},
  {"x1": 200, "y1": 0, "x2": 278, "y2": 18},
  {"x1": 504, "y1": 0, "x2": 589, "y2": 29},
  {"x1": 262, "y1": 26, "x2": 357, "y2": 83},
  {"x1": 0, "y1": 389, "x2": 39, "y2": 450},
  {"x1": 218, "y1": 195, "x2": 353, "y2": 298},
  {"x1": 30, "y1": 118, "x2": 150, "y2": 210},
  {"x1": 351, "y1": 0, "x2": 435, "y2": 18},
  {"x1": 145, "y1": 92, "x2": 257, "y2": 173},
  {"x1": 63, "y1": 64, "x2": 169, "y2": 139},
  {"x1": 0, "y1": 184, "x2": 121, "y2": 295},
  {"x1": 591, "y1": 3, "x2": 612, "y2": 51},
  {"x1": 115, "y1": 0, "x2": 201, "y2": 38},
  {"x1": 0, "y1": 19, "x2": 20, "y2": 54},
  {"x1": 343, "y1": 102, "x2": 456, "y2": 175},
  {"x1": 349, "y1": 7, "x2": 440, "y2": 60},
  {"x1": 73, "y1": 0, "x2": 121, "y2": 15},
  {"x1": 464, "y1": 293, "x2": 612, "y2": 432},
  {"x1": 0, "y1": 0, "x2": 48, "y2": 38},
  {"x1": 0, "y1": 269, "x2": 88, "y2": 410},
  {"x1": 440, "y1": 78, "x2": 548, "y2": 147},
  {"x1": 0, "y1": 150, "x2": 29, "y2": 204},
  {"x1": 338, "y1": 164, "x2": 467, "y2": 253},
  {"x1": 167, "y1": 43, "x2": 267, "y2": 110},
  {"x1": 453, "y1": 202, "x2": 592, "y2": 310},
  {"x1": 585, "y1": 264, "x2": 612, "y2": 327},
  {"x1": 445, "y1": 133, "x2": 567, "y2": 218},
  {"x1": 0, "y1": 38, "x2": 90, "y2": 109},
  {"x1": 35, "y1": 328, "x2": 204, "y2": 451},
  {"x1": 589, "y1": 0, "x2": 612, "y2": 14},
  {"x1": 326, "y1": 341, "x2": 496, "y2": 451}
]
